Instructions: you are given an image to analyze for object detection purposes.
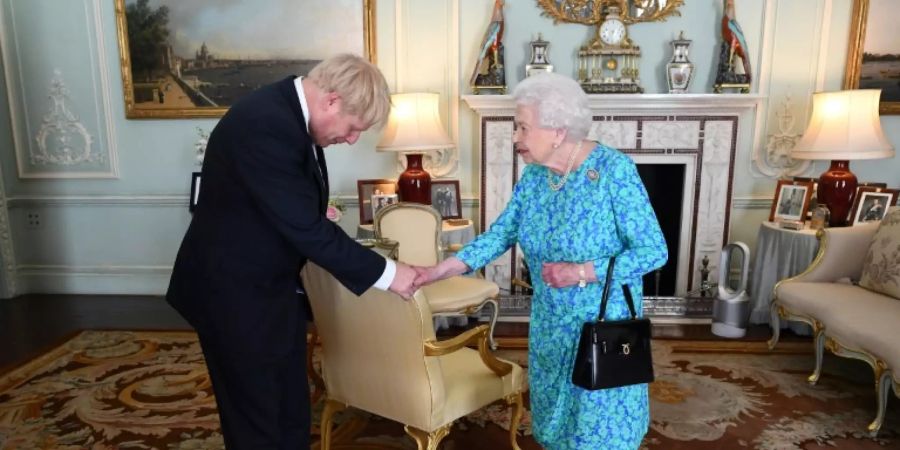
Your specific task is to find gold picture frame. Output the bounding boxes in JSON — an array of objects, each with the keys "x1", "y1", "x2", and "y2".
[
  {"x1": 844, "y1": 0, "x2": 899, "y2": 115},
  {"x1": 769, "y1": 179, "x2": 814, "y2": 223},
  {"x1": 114, "y1": 0, "x2": 376, "y2": 119}
]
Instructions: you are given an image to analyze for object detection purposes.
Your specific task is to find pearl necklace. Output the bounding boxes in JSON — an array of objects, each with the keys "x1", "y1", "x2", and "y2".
[{"x1": 547, "y1": 141, "x2": 584, "y2": 191}]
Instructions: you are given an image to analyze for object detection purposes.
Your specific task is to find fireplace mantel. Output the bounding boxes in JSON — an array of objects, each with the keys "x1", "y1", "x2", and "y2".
[
  {"x1": 462, "y1": 93, "x2": 765, "y2": 317},
  {"x1": 462, "y1": 93, "x2": 765, "y2": 113}
]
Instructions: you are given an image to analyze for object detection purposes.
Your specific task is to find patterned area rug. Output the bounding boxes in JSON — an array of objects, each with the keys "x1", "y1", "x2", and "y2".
[{"x1": 0, "y1": 331, "x2": 898, "y2": 449}]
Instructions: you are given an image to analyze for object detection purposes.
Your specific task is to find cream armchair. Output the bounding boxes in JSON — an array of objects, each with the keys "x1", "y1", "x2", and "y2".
[
  {"x1": 375, "y1": 202, "x2": 501, "y2": 348},
  {"x1": 301, "y1": 262, "x2": 526, "y2": 450}
]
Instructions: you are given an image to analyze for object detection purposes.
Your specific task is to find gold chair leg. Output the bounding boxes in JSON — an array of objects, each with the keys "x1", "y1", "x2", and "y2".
[
  {"x1": 767, "y1": 303, "x2": 781, "y2": 350},
  {"x1": 869, "y1": 367, "x2": 891, "y2": 436},
  {"x1": 809, "y1": 323, "x2": 827, "y2": 385},
  {"x1": 307, "y1": 326, "x2": 326, "y2": 404},
  {"x1": 404, "y1": 423, "x2": 451, "y2": 450},
  {"x1": 320, "y1": 399, "x2": 346, "y2": 450},
  {"x1": 506, "y1": 393, "x2": 524, "y2": 450}
]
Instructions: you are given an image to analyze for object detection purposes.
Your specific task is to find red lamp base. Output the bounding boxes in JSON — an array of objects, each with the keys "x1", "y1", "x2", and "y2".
[
  {"x1": 817, "y1": 160, "x2": 857, "y2": 227},
  {"x1": 398, "y1": 153, "x2": 431, "y2": 204}
]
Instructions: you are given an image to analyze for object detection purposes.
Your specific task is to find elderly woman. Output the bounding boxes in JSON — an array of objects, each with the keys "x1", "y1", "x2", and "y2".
[{"x1": 417, "y1": 72, "x2": 667, "y2": 449}]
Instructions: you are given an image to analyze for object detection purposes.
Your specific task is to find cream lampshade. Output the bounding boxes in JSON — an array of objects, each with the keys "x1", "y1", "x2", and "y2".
[
  {"x1": 376, "y1": 93, "x2": 454, "y2": 204},
  {"x1": 791, "y1": 89, "x2": 894, "y2": 226}
]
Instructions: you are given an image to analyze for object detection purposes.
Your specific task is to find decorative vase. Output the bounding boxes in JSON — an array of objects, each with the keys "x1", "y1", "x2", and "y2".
[
  {"x1": 525, "y1": 33, "x2": 553, "y2": 77},
  {"x1": 666, "y1": 31, "x2": 695, "y2": 93},
  {"x1": 397, "y1": 153, "x2": 432, "y2": 204}
]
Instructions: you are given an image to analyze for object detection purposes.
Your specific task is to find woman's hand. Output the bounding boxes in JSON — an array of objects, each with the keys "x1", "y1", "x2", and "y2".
[
  {"x1": 541, "y1": 261, "x2": 596, "y2": 288},
  {"x1": 412, "y1": 257, "x2": 470, "y2": 290}
]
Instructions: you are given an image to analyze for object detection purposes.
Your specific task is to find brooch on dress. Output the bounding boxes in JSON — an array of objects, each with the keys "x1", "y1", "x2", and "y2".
[{"x1": 587, "y1": 169, "x2": 599, "y2": 181}]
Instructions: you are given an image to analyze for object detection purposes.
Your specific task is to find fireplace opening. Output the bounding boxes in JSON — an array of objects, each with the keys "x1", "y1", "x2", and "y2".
[{"x1": 636, "y1": 164, "x2": 685, "y2": 297}]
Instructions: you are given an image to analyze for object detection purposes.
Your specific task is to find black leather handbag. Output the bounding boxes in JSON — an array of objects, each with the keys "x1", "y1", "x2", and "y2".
[{"x1": 572, "y1": 256, "x2": 655, "y2": 390}]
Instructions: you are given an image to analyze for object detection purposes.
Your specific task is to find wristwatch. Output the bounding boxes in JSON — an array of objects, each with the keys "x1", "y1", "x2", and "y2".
[{"x1": 578, "y1": 264, "x2": 587, "y2": 288}]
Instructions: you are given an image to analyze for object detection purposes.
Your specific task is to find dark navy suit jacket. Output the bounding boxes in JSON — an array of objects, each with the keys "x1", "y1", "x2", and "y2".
[{"x1": 166, "y1": 76, "x2": 385, "y2": 357}]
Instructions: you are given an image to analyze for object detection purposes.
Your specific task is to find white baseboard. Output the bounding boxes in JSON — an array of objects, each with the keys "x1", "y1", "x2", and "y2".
[{"x1": 16, "y1": 265, "x2": 172, "y2": 295}]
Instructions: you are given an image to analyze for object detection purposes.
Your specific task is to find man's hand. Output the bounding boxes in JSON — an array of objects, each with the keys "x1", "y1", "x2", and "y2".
[
  {"x1": 413, "y1": 266, "x2": 439, "y2": 289},
  {"x1": 389, "y1": 262, "x2": 421, "y2": 299}
]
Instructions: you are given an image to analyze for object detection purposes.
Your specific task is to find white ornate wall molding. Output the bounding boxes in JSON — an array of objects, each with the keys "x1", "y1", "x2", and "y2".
[
  {"x1": 754, "y1": 94, "x2": 810, "y2": 177},
  {"x1": 0, "y1": 171, "x2": 17, "y2": 298},
  {"x1": 1, "y1": 0, "x2": 119, "y2": 179},
  {"x1": 751, "y1": 0, "x2": 830, "y2": 179},
  {"x1": 7, "y1": 195, "x2": 189, "y2": 208},
  {"x1": 32, "y1": 70, "x2": 97, "y2": 166},
  {"x1": 6, "y1": 194, "x2": 481, "y2": 210},
  {"x1": 391, "y1": 0, "x2": 460, "y2": 178},
  {"x1": 393, "y1": 147, "x2": 459, "y2": 178},
  {"x1": 463, "y1": 94, "x2": 763, "y2": 307}
]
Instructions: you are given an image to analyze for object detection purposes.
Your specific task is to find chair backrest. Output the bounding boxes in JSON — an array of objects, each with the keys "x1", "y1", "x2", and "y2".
[
  {"x1": 301, "y1": 262, "x2": 447, "y2": 430},
  {"x1": 374, "y1": 202, "x2": 442, "y2": 266}
]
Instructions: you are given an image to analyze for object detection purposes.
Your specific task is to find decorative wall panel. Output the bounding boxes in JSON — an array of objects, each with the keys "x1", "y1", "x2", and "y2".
[{"x1": 0, "y1": 0, "x2": 118, "y2": 178}]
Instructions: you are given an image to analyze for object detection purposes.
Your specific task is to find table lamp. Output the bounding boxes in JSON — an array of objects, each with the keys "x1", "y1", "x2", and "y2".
[
  {"x1": 791, "y1": 90, "x2": 894, "y2": 226},
  {"x1": 376, "y1": 93, "x2": 454, "y2": 204}
]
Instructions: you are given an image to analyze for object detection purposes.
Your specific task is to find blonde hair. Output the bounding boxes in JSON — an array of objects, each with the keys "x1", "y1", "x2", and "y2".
[{"x1": 308, "y1": 54, "x2": 391, "y2": 128}]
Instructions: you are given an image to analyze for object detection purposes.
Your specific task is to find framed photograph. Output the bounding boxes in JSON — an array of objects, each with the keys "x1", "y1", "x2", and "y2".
[
  {"x1": 357, "y1": 179, "x2": 397, "y2": 224},
  {"x1": 853, "y1": 182, "x2": 889, "y2": 215},
  {"x1": 114, "y1": 0, "x2": 375, "y2": 119},
  {"x1": 844, "y1": 0, "x2": 899, "y2": 114},
  {"x1": 769, "y1": 179, "x2": 814, "y2": 223},
  {"x1": 371, "y1": 193, "x2": 399, "y2": 220},
  {"x1": 849, "y1": 186, "x2": 899, "y2": 225},
  {"x1": 792, "y1": 176, "x2": 819, "y2": 219},
  {"x1": 189, "y1": 172, "x2": 201, "y2": 212},
  {"x1": 430, "y1": 180, "x2": 462, "y2": 220}
]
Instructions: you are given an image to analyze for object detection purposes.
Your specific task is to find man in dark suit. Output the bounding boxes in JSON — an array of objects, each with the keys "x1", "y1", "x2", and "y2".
[{"x1": 166, "y1": 54, "x2": 419, "y2": 449}]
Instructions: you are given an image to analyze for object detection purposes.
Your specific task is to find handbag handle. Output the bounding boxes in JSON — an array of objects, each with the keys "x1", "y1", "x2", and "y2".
[{"x1": 596, "y1": 256, "x2": 639, "y2": 321}]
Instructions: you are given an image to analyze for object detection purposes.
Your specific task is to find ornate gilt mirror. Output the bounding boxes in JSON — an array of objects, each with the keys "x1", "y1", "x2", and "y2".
[{"x1": 536, "y1": 0, "x2": 684, "y2": 25}]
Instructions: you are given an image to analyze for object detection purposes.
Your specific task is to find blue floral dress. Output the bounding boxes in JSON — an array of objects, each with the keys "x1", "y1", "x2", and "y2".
[{"x1": 457, "y1": 144, "x2": 668, "y2": 449}]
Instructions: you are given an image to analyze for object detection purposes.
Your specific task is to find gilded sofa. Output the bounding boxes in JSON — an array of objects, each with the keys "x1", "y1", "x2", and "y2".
[{"x1": 769, "y1": 209, "x2": 900, "y2": 436}]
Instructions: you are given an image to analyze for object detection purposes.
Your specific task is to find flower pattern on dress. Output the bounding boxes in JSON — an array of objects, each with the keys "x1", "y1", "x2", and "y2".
[{"x1": 457, "y1": 144, "x2": 668, "y2": 449}]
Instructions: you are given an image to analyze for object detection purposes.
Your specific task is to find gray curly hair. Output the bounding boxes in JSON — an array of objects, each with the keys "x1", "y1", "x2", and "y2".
[{"x1": 512, "y1": 73, "x2": 592, "y2": 142}]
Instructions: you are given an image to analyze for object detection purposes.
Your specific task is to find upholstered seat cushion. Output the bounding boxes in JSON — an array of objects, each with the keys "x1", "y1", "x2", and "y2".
[
  {"x1": 420, "y1": 276, "x2": 499, "y2": 313},
  {"x1": 775, "y1": 282, "x2": 861, "y2": 319},
  {"x1": 859, "y1": 208, "x2": 900, "y2": 300},
  {"x1": 435, "y1": 349, "x2": 525, "y2": 429},
  {"x1": 811, "y1": 288, "x2": 900, "y2": 379}
]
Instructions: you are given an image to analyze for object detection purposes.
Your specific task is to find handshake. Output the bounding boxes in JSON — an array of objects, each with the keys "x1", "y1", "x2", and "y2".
[
  {"x1": 387, "y1": 257, "x2": 593, "y2": 299},
  {"x1": 390, "y1": 263, "x2": 454, "y2": 300}
]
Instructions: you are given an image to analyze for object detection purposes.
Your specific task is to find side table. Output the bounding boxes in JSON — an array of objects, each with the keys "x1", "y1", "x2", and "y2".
[
  {"x1": 748, "y1": 221, "x2": 819, "y2": 334},
  {"x1": 357, "y1": 219, "x2": 475, "y2": 251}
]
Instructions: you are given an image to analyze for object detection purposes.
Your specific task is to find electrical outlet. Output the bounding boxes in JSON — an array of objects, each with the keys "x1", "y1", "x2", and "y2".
[{"x1": 26, "y1": 212, "x2": 42, "y2": 229}]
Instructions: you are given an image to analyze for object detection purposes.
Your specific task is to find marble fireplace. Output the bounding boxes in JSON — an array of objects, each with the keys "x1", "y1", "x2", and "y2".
[{"x1": 462, "y1": 94, "x2": 763, "y2": 317}]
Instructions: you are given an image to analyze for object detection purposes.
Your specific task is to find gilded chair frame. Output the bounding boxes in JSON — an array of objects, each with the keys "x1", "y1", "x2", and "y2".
[
  {"x1": 374, "y1": 202, "x2": 501, "y2": 349},
  {"x1": 768, "y1": 227, "x2": 897, "y2": 436},
  {"x1": 301, "y1": 263, "x2": 525, "y2": 450},
  {"x1": 374, "y1": 202, "x2": 443, "y2": 263}
]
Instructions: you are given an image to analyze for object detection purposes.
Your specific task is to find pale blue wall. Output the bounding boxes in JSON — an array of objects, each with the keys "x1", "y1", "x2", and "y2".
[{"x1": 0, "y1": 0, "x2": 897, "y2": 296}]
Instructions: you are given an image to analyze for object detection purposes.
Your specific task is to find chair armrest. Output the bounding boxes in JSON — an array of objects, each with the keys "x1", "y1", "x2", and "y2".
[
  {"x1": 792, "y1": 223, "x2": 879, "y2": 283},
  {"x1": 424, "y1": 325, "x2": 512, "y2": 377}
]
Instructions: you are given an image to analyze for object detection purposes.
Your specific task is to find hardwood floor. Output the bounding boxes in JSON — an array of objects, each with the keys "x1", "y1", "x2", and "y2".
[
  {"x1": 0, "y1": 294, "x2": 810, "y2": 374},
  {"x1": 0, "y1": 294, "x2": 189, "y2": 374}
]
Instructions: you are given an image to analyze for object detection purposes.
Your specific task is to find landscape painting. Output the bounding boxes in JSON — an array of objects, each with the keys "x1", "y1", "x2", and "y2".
[
  {"x1": 114, "y1": 0, "x2": 374, "y2": 118},
  {"x1": 845, "y1": 0, "x2": 899, "y2": 114}
]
